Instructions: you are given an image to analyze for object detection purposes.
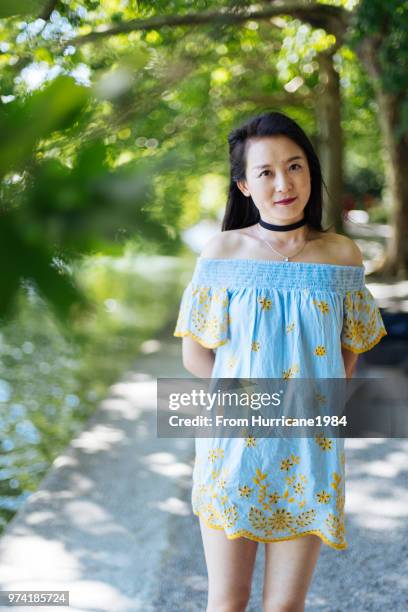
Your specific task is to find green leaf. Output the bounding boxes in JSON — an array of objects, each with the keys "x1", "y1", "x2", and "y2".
[
  {"x1": 0, "y1": 76, "x2": 89, "y2": 179},
  {"x1": 0, "y1": 0, "x2": 48, "y2": 18},
  {"x1": 0, "y1": 215, "x2": 92, "y2": 325}
]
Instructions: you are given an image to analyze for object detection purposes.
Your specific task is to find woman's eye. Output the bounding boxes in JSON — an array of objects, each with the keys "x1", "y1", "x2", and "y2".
[{"x1": 259, "y1": 164, "x2": 301, "y2": 177}]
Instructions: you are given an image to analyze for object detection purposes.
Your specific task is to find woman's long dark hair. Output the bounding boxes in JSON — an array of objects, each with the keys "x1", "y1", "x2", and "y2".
[{"x1": 222, "y1": 111, "x2": 330, "y2": 232}]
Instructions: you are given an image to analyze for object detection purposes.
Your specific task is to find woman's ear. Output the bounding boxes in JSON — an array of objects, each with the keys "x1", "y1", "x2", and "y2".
[{"x1": 236, "y1": 180, "x2": 250, "y2": 197}]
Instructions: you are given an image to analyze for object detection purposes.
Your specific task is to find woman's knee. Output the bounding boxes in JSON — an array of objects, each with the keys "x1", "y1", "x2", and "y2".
[
  {"x1": 207, "y1": 584, "x2": 252, "y2": 612},
  {"x1": 262, "y1": 596, "x2": 305, "y2": 612}
]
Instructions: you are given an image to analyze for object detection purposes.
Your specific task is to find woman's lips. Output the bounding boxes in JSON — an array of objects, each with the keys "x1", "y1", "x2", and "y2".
[{"x1": 274, "y1": 197, "x2": 297, "y2": 205}]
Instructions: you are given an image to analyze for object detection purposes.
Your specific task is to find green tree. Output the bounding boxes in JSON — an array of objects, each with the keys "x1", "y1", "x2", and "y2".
[{"x1": 1, "y1": 0, "x2": 406, "y2": 307}]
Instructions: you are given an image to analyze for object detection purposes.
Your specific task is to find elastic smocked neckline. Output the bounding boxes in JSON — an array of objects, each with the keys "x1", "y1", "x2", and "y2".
[
  {"x1": 194, "y1": 257, "x2": 365, "y2": 292},
  {"x1": 198, "y1": 256, "x2": 364, "y2": 269}
]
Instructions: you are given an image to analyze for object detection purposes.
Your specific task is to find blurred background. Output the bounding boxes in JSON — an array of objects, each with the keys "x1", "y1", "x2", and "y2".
[{"x1": 0, "y1": 0, "x2": 407, "y2": 536}]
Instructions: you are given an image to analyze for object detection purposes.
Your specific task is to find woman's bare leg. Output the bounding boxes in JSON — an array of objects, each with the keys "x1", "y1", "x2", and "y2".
[
  {"x1": 199, "y1": 518, "x2": 259, "y2": 612},
  {"x1": 262, "y1": 535, "x2": 321, "y2": 612}
]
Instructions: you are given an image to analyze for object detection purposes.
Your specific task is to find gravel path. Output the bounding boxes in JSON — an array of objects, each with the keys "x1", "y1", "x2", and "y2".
[{"x1": 0, "y1": 335, "x2": 406, "y2": 611}]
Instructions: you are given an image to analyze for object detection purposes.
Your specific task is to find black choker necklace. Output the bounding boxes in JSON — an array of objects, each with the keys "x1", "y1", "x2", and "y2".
[{"x1": 259, "y1": 217, "x2": 306, "y2": 232}]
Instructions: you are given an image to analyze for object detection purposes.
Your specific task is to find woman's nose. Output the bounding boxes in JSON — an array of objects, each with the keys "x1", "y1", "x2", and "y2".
[{"x1": 274, "y1": 171, "x2": 291, "y2": 190}]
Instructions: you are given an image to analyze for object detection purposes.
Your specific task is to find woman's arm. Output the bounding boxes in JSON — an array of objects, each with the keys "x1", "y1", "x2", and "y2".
[
  {"x1": 341, "y1": 346, "x2": 359, "y2": 379},
  {"x1": 329, "y1": 234, "x2": 362, "y2": 379},
  {"x1": 179, "y1": 232, "x2": 230, "y2": 378},
  {"x1": 182, "y1": 336, "x2": 215, "y2": 378}
]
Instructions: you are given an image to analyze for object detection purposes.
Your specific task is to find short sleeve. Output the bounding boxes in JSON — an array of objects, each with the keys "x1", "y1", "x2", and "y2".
[
  {"x1": 341, "y1": 287, "x2": 387, "y2": 354},
  {"x1": 174, "y1": 282, "x2": 230, "y2": 349}
]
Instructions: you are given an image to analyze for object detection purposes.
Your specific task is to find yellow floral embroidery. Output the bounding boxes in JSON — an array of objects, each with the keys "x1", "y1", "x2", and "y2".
[
  {"x1": 330, "y1": 472, "x2": 342, "y2": 491},
  {"x1": 239, "y1": 485, "x2": 253, "y2": 498},
  {"x1": 295, "y1": 509, "x2": 316, "y2": 528},
  {"x1": 204, "y1": 503, "x2": 220, "y2": 522},
  {"x1": 208, "y1": 448, "x2": 224, "y2": 463},
  {"x1": 280, "y1": 454, "x2": 299, "y2": 471},
  {"x1": 315, "y1": 392, "x2": 327, "y2": 405},
  {"x1": 249, "y1": 506, "x2": 268, "y2": 530},
  {"x1": 257, "y1": 484, "x2": 268, "y2": 504},
  {"x1": 268, "y1": 492, "x2": 280, "y2": 504},
  {"x1": 336, "y1": 492, "x2": 345, "y2": 513},
  {"x1": 245, "y1": 436, "x2": 257, "y2": 447},
  {"x1": 194, "y1": 459, "x2": 349, "y2": 545},
  {"x1": 343, "y1": 319, "x2": 365, "y2": 345},
  {"x1": 174, "y1": 285, "x2": 230, "y2": 348},
  {"x1": 316, "y1": 490, "x2": 331, "y2": 504},
  {"x1": 283, "y1": 363, "x2": 300, "y2": 379},
  {"x1": 267, "y1": 508, "x2": 294, "y2": 532},
  {"x1": 313, "y1": 299, "x2": 330, "y2": 314},
  {"x1": 282, "y1": 489, "x2": 295, "y2": 503},
  {"x1": 341, "y1": 289, "x2": 387, "y2": 353},
  {"x1": 280, "y1": 458, "x2": 293, "y2": 472},
  {"x1": 294, "y1": 482, "x2": 305, "y2": 495},
  {"x1": 286, "y1": 322, "x2": 295, "y2": 333},
  {"x1": 258, "y1": 297, "x2": 272, "y2": 311},
  {"x1": 208, "y1": 450, "x2": 217, "y2": 463},
  {"x1": 314, "y1": 345, "x2": 327, "y2": 356},
  {"x1": 192, "y1": 287, "x2": 209, "y2": 304},
  {"x1": 253, "y1": 468, "x2": 268, "y2": 485},
  {"x1": 221, "y1": 505, "x2": 238, "y2": 528},
  {"x1": 315, "y1": 434, "x2": 333, "y2": 451},
  {"x1": 251, "y1": 341, "x2": 260, "y2": 352},
  {"x1": 365, "y1": 311, "x2": 377, "y2": 338},
  {"x1": 325, "y1": 513, "x2": 345, "y2": 541},
  {"x1": 284, "y1": 474, "x2": 307, "y2": 503}
]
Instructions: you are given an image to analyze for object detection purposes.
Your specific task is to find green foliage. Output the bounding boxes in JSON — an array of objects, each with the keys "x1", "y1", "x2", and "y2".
[
  {"x1": 0, "y1": 76, "x2": 183, "y2": 324},
  {"x1": 348, "y1": 0, "x2": 408, "y2": 92},
  {"x1": 347, "y1": 0, "x2": 408, "y2": 140},
  {"x1": 0, "y1": 253, "x2": 193, "y2": 533},
  {"x1": 0, "y1": 77, "x2": 87, "y2": 178},
  {"x1": 344, "y1": 166, "x2": 383, "y2": 199},
  {"x1": 367, "y1": 204, "x2": 389, "y2": 224},
  {"x1": 0, "y1": 0, "x2": 47, "y2": 18},
  {"x1": 0, "y1": 0, "x2": 394, "y2": 322}
]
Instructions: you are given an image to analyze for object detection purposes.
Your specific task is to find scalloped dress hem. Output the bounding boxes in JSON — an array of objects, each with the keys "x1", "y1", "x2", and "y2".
[
  {"x1": 195, "y1": 509, "x2": 348, "y2": 551},
  {"x1": 341, "y1": 328, "x2": 387, "y2": 354},
  {"x1": 174, "y1": 329, "x2": 229, "y2": 349}
]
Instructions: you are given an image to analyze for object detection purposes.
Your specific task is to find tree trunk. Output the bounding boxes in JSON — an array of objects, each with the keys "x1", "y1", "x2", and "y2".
[
  {"x1": 356, "y1": 36, "x2": 408, "y2": 277},
  {"x1": 374, "y1": 89, "x2": 408, "y2": 277},
  {"x1": 315, "y1": 52, "x2": 344, "y2": 233}
]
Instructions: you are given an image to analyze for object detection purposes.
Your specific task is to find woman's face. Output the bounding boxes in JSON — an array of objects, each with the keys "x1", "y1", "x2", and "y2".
[{"x1": 237, "y1": 135, "x2": 311, "y2": 224}]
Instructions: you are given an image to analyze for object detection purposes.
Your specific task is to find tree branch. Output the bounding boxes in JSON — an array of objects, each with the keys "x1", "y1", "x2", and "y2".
[
  {"x1": 65, "y1": 2, "x2": 350, "y2": 48},
  {"x1": 222, "y1": 91, "x2": 314, "y2": 108},
  {"x1": 39, "y1": 0, "x2": 58, "y2": 21}
]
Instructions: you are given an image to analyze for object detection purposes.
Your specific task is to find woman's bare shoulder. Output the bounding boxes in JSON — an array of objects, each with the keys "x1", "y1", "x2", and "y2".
[
  {"x1": 200, "y1": 229, "x2": 245, "y2": 259},
  {"x1": 321, "y1": 232, "x2": 363, "y2": 266}
]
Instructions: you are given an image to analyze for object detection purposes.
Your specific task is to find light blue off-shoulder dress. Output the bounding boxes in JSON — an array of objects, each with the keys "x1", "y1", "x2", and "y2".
[{"x1": 174, "y1": 257, "x2": 387, "y2": 550}]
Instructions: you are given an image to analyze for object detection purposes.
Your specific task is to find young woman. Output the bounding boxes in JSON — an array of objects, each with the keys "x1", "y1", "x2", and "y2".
[{"x1": 174, "y1": 111, "x2": 387, "y2": 612}]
